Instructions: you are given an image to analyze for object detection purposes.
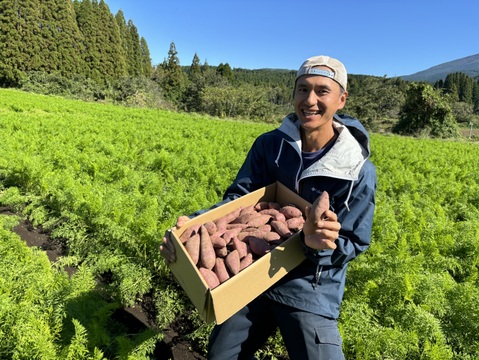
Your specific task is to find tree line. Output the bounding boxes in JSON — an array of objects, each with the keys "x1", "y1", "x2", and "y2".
[
  {"x1": 1, "y1": 1, "x2": 478, "y2": 137},
  {"x1": 0, "y1": 0, "x2": 151, "y2": 86}
]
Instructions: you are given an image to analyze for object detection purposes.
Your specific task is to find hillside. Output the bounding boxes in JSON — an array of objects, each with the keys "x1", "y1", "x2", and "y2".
[{"x1": 400, "y1": 53, "x2": 479, "y2": 83}]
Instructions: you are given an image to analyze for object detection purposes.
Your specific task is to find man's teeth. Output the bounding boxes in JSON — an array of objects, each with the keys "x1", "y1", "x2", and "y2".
[{"x1": 304, "y1": 111, "x2": 319, "y2": 116}]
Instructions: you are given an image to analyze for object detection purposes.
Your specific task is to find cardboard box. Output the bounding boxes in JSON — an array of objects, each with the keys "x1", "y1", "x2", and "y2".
[{"x1": 168, "y1": 181, "x2": 310, "y2": 324}]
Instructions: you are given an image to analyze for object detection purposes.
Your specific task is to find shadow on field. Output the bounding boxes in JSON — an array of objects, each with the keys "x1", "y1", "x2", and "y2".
[{"x1": 1, "y1": 206, "x2": 205, "y2": 360}]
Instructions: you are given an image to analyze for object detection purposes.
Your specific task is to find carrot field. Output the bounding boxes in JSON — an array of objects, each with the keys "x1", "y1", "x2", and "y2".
[{"x1": 1, "y1": 88, "x2": 478, "y2": 359}]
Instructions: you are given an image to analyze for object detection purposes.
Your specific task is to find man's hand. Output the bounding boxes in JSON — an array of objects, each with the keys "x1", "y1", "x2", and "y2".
[
  {"x1": 160, "y1": 215, "x2": 190, "y2": 264},
  {"x1": 302, "y1": 208, "x2": 341, "y2": 250}
]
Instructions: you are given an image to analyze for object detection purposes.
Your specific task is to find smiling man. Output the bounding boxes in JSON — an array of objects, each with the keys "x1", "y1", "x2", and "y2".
[{"x1": 161, "y1": 55, "x2": 377, "y2": 359}]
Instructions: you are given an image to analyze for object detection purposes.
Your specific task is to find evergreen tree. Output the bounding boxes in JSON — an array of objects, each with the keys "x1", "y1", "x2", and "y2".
[
  {"x1": 115, "y1": 10, "x2": 129, "y2": 74},
  {"x1": 38, "y1": 0, "x2": 84, "y2": 76},
  {"x1": 127, "y1": 20, "x2": 142, "y2": 76},
  {"x1": 473, "y1": 82, "x2": 479, "y2": 113},
  {"x1": 75, "y1": 0, "x2": 100, "y2": 81},
  {"x1": 217, "y1": 62, "x2": 234, "y2": 82},
  {"x1": 190, "y1": 53, "x2": 201, "y2": 77},
  {"x1": 0, "y1": 0, "x2": 42, "y2": 85},
  {"x1": 158, "y1": 42, "x2": 187, "y2": 104},
  {"x1": 140, "y1": 37, "x2": 152, "y2": 77},
  {"x1": 97, "y1": 0, "x2": 125, "y2": 79}
]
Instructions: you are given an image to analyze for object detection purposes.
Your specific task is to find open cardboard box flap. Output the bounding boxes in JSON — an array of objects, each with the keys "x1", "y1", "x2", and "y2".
[{"x1": 169, "y1": 182, "x2": 310, "y2": 324}]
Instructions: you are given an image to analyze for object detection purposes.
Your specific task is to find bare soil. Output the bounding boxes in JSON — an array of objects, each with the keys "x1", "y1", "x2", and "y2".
[{"x1": 0, "y1": 206, "x2": 206, "y2": 360}]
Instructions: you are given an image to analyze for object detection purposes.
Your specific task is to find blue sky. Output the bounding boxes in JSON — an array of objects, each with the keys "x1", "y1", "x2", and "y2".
[{"x1": 105, "y1": 0, "x2": 478, "y2": 77}]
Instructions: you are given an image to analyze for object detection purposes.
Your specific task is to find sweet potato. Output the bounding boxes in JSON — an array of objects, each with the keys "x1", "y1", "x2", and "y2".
[
  {"x1": 247, "y1": 214, "x2": 272, "y2": 228},
  {"x1": 184, "y1": 233, "x2": 200, "y2": 264},
  {"x1": 199, "y1": 225, "x2": 216, "y2": 270},
  {"x1": 210, "y1": 234, "x2": 227, "y2": 248},
  {"x1": 270, "y1": 220, "x2": 293, "y2": 238},
  {"x1": 259, "y1": 208, "x2": 286, "y2": 222},
  {"x1": 232, "y1": 236, "x2": 248, "y2": 258},
  {"x1": 240, "y1": 253, "x2": 253, "y2": 270},
  {"x1": 222, "y1": 228, "x2": 243, "y2": 245},
  {"x1": 216, "y1": 207, "x2": 243, "y2": 225},
  {"x1": 225, "y1": 249, "x2": 241, "y2": 275},
  {"x1": 215, "y1": 246, "x2": 228, "y2": 258},
  {"x1": 225, "y1": 223, "x2": 249, "y2": 230},
  {"x1": 312, "y1": 191, "x2": 330, "y2": 224},
  {"x1": 203, "y1": 221, "x2": 217, "y2": 235},
  {"x1": 199, "y1": 267, "x2": 220, "y2": 289},
  {"x1": 257, "y1": 224, "x2": 272, "y2": 233},
  {"x1": 238, "y1": 229, "x2": 265, "y2": 241},
  {"x1": 279, "y1": 205, "x2": 303, "y2": 219},
  {"x1": 286, "y1": 216, "x2": 305, "y2": 231},
  {"x1": 214, "y1": 258, "x2": 230, "y2": 283},
  {"x1": 232, "y1": 212, "x2": 259, "y2": 224},
  {"x1": 239, "y1": 204, "x2": 256, "y2": 215},
  {"x1": 214, "y1": 219, "x2": 227, "y2": 234},
  {"x1": 179, "y1": 224, "x2": 200, "y2": 244},
  {"x1": 268, "y1": 202, "x2": 281, "y2": 210},
  {"x1": 254, "y1": 201, "x2": 269, "y2": 211},
  {"x1": 247, "y1": 236, "x2": 271, "y2": 256},
  {"x1": 263, "y1": 231, "x2": 282, "y2": 242}
]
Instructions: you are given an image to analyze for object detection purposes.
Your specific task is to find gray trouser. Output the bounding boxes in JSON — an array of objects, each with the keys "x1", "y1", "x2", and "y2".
[{"x1": 207, "y1": 295, "x2": 345, "y2": 360}]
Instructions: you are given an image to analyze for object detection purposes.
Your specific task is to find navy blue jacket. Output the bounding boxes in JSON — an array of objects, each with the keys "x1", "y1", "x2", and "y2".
[{"x1": 222, "y1": 113, "x2": 377, "y2": 319}]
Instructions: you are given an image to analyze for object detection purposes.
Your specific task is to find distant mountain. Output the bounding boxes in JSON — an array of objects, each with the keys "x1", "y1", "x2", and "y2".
[{"x1": 400, "y1": 53, "x2": 479, "y2": 83}]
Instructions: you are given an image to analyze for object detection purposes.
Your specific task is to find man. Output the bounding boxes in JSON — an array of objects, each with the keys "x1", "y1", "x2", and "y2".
[{"x1": 161, "y1": 55, "x2": 377, "y2": 359}]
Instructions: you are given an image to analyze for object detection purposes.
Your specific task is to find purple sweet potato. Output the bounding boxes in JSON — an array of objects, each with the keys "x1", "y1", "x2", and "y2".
[
  {"x1": 199, "y1": 267, "x2": 220, "y2": 289},
  {"x1": 286, "y1": 216, "x2": 305, "y2": 231},
  {"x1": 246, "y1": 214, "x2": 272, "y2": 228},
  {"x1": 247, "y1": 236, "x2": 271, "y2": 257},
  {"x1": 239, "y1": 204, "x2": 256, "y2": 215},
  {"x1": 203, "y1": 221, "x2": 217, "y2": 235},
  {"x1": 214, "y1": 258, "x2": 230, "y2": 283},
  {"x1": 232, "y1": 236, "x2": 248, "y2": 258},
  {"x1": 312, "y1": 191, "x2": 330, "y2": 224},
  {"x1": 222, "y1": 228, "x2": 243, "y2": 245},
  {"x1": 210, "y1": 234, "x2": 227, "y2": 248},
  {"x1": 225, "y1": 249, "x2": 241, "y2": 275},
  {"x1": 215, "y1": 246, "x2": 228, "y2": 258},
  {"x1": 263, "y1": 231, "x2": 282, "y2": 242},
  {"x1": 268, "y1": 202, "x2": 281, "y2": 210},
  {"x1": 259, "y1": 208, "x2": 286, "y2": 222},
  {"x1": 199, "y1": 225, "x2": 216, "y2": 270},
  {"x1": 184, "y1": 233, "x2": 200, "y2": 265},
  {"x1": 238, "y1": 229, "x2": 265, "y2": 241},
  {"x1": 279, "y1": 205, "x2": 303, "y2": 219},
  {"x1": 240, "y1": 253, "x2": 253, "y2": 270},
  {"x1": 270, "y1": 220, "x2": 293, "y2": 238},
  {"x1": 254, "y1": 201, "x2": 269, "y2": 211},
  {"x1": 179, "y1": 224, "x2": 200, "y2": 244}
]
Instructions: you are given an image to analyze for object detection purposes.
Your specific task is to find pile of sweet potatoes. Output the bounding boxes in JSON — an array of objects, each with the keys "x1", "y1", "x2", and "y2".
[{"x1": 178, "y1": 201, "x2": 305, "y2": 289}]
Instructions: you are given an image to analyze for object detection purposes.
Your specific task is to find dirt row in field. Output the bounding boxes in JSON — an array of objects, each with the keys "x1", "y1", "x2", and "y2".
[{"x1": 0, "y1": 206, "x2": 205, "y2": 360}]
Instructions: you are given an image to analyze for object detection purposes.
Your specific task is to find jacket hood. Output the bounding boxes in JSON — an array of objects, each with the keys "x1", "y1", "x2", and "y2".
[{"x1": 277, "y1": 113, "x2": 370, "y2": 181}]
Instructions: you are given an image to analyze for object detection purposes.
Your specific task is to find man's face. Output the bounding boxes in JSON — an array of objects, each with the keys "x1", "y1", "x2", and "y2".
[{"x1": 293, "y1": 67, "x2": 347, "y2": 132}]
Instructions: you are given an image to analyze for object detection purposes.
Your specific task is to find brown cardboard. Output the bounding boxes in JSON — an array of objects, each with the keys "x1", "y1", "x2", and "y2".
[{"x1": 168, "y1": 182, "x2": 310, "y2": 324}]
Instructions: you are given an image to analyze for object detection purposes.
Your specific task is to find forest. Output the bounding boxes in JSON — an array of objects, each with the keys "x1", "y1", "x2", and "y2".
[{"x1": 1, "y1": 0, "x2": 479, "y2": 137}]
